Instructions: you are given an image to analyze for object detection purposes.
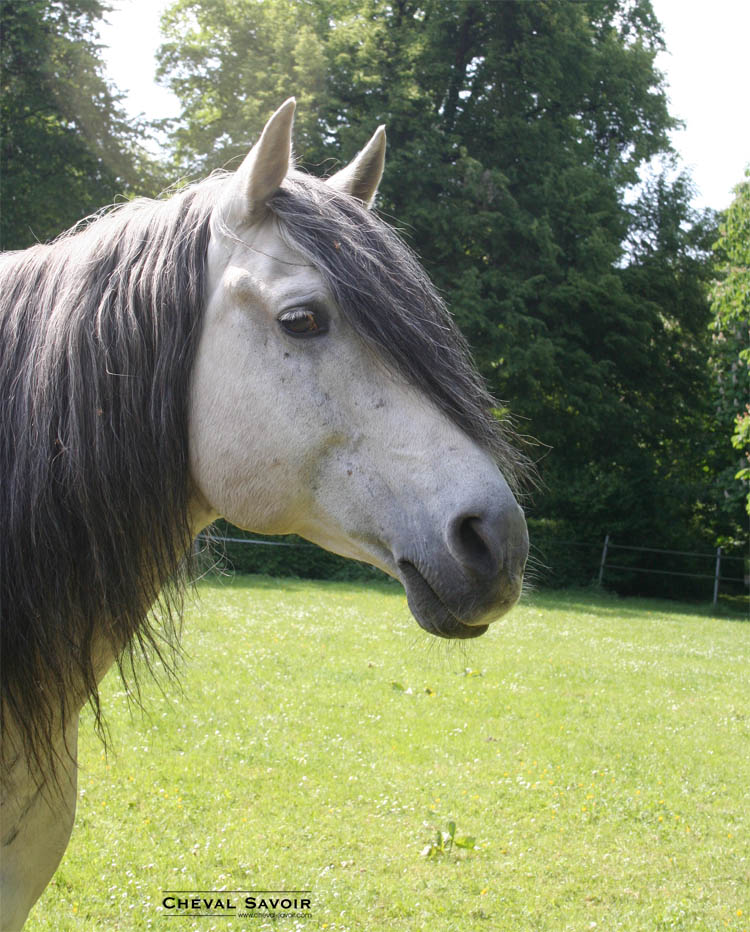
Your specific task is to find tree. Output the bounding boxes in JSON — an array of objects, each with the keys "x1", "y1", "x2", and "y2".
[
  {"x1": 0, "y1": 0, "x2": 160, "y2": 250},
  {"x1": 710, "y1": 168, "x2": 750, "y2": 525},
  {"x1": 157, "y1": 0, "x2": 331, "y2": 175},
  {"x1": 157, "y1": 0, "x2": 726, "y2": 587}
]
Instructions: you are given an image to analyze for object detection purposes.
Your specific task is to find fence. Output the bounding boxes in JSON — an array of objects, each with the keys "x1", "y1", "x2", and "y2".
[
  {"x1": 197, "y1": 527, "x2": 386, "y2": 583},
  {"x1": 200, "y1": 527, "x2": 748, "y2": 605},
  {"x1": 200, "y1": 534, "x2": 309, "y2": 548},
  {"x1": 597, "y1": 535, "x2": 747, "y2": 605}
]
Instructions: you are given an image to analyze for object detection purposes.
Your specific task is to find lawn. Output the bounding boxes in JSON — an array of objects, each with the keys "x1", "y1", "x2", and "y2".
[{"x1": 29, "y1": 577, "x2": 749, "y2": 931}]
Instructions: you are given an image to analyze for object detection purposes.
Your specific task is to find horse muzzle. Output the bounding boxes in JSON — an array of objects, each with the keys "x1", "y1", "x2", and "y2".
[{"x1": 396, "y1": 500, "x2": 529, "y2": 639}]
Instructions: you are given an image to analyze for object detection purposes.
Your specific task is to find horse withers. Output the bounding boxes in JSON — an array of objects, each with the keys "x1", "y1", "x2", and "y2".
[{"x1": 0, "y1": 99, "x2": 528, "y2": 928}]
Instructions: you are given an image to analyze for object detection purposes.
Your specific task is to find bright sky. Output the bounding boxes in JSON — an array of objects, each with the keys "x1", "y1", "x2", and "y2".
[{"x1": 99, "y1": 0, "x2": 750, "y2": 211}]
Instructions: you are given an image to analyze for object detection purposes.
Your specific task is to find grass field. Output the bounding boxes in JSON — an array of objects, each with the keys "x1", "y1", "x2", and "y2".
[{"x1": 29, "y1": 576, "x2": 749, "y2": 931}]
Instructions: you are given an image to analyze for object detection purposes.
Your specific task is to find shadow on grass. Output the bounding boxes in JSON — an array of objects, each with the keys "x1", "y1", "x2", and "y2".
[{"x1": 525, "y1": 586, "x2": 749, "y2": 623}]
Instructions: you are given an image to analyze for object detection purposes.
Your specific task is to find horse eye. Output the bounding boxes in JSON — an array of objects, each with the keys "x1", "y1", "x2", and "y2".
[{"x1": 277, "y1": 307, "x2": 327, "y2": 337}]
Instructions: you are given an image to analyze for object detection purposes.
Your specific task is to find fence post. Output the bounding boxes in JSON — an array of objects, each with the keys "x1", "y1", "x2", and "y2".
[
  {"x1": 598, "y1": 534, "x2": 610, "y2": 586},
  {"x1": 713, "y1": 546, "x2": 722, "y2": 606}
]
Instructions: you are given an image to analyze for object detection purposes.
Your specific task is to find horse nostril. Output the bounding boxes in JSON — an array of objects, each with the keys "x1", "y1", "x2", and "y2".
[
  {"x1": 449, "y1": 505, "x2": 529, "y2": 584},
  {"x1": 451, "y1": 515, "x2": 498, "y2": 579}
]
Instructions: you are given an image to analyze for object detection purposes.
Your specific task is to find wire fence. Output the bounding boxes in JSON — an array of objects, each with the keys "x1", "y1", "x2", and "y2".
[
  {"x1": 201, "y1": 534, "x2": 312, "y2": 548},
  {"x1": 200, "y1": 528, "x2": 748, "y2": 605},
  {"x1": 597, "y1": 535, "x2": 746, "y2": 605}
]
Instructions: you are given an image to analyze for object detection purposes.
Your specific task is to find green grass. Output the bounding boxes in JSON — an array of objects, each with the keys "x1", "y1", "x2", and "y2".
[{"x1": 29, "y1": 578, "x2": 749, "y2": 931}]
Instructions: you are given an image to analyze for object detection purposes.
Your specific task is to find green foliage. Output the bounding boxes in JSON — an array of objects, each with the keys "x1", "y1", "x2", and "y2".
[
  {"x1": 157, "y1": 0, "x2": 331, "y2": 174},
  {"x1": 0, "y1": 0, "x2": 162, "y2": 249},
  {"x1": 421, "y1": 820, "x2": 477, "y2": 859},
  {"x1": 710, "y1": 168, "x2": 750, "y2": 521}
]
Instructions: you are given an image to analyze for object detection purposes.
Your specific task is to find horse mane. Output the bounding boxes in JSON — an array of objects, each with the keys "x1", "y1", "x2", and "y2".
[
  {"x1": 0, "y1": 181, "x2": 216, "y2": 783},
  {"x1": 0, "y1": 165, "x2": 529, "y2": 787}
]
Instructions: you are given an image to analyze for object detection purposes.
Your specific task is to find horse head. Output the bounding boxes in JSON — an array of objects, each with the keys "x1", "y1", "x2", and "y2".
[{"x1": 189, "y1": 99, "x2": 529, "y2": 637}]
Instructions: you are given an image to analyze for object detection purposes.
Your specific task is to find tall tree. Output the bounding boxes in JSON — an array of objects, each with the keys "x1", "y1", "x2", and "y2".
[
  {"x1": 0, "y1": 0, "x2": 159, "y2": 250},
  {"x1": 157, "y1": 0, "x2": 726, "y2": 584},
  {"x1": 157, "y1": 0, "x2": 330, "y2": 174},
  {"x1": 710, "y1": 168, "x2": 750, "y2": 526}
]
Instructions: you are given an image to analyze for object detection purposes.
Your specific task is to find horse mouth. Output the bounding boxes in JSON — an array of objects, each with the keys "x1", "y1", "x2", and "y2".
[{"x1": 397, "y1": 560, "x2": 491, "y2": 639}]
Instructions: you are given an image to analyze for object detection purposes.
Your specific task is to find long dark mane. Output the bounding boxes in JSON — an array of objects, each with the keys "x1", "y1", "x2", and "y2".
[
  {"x1": 0, "y1": 181, "x2": 215, "y2": 781},
  {"x1": 1, "y1": 166, "x2": 528, "y2": 785}
]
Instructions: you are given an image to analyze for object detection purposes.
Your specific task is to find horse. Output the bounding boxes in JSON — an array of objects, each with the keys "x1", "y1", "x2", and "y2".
[{"x1": 0, "y1": 99, "x2": 529, "y2": 928}]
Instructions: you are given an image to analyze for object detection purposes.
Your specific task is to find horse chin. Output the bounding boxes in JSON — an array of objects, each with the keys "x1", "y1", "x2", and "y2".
[{"x1": 397, "y1": 560, "x2": 499, "y2": 640}]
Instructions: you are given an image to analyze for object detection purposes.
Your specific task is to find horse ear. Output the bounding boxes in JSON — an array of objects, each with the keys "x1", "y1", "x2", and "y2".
[
  {"x1": 216, "y1": 98, "x2": 296, "y2": 229},
  {"x1": 327, "y1": 126, "x2": 386, "y2": 207}
]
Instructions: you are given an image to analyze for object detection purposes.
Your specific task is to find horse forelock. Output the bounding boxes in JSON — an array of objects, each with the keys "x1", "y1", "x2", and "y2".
[
  {"x1": 268, "y1": 173, "x2": 529, "y2": 492},
  {"x1": 0, "y1": 181, "x2": 216, "y2": 784}
]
